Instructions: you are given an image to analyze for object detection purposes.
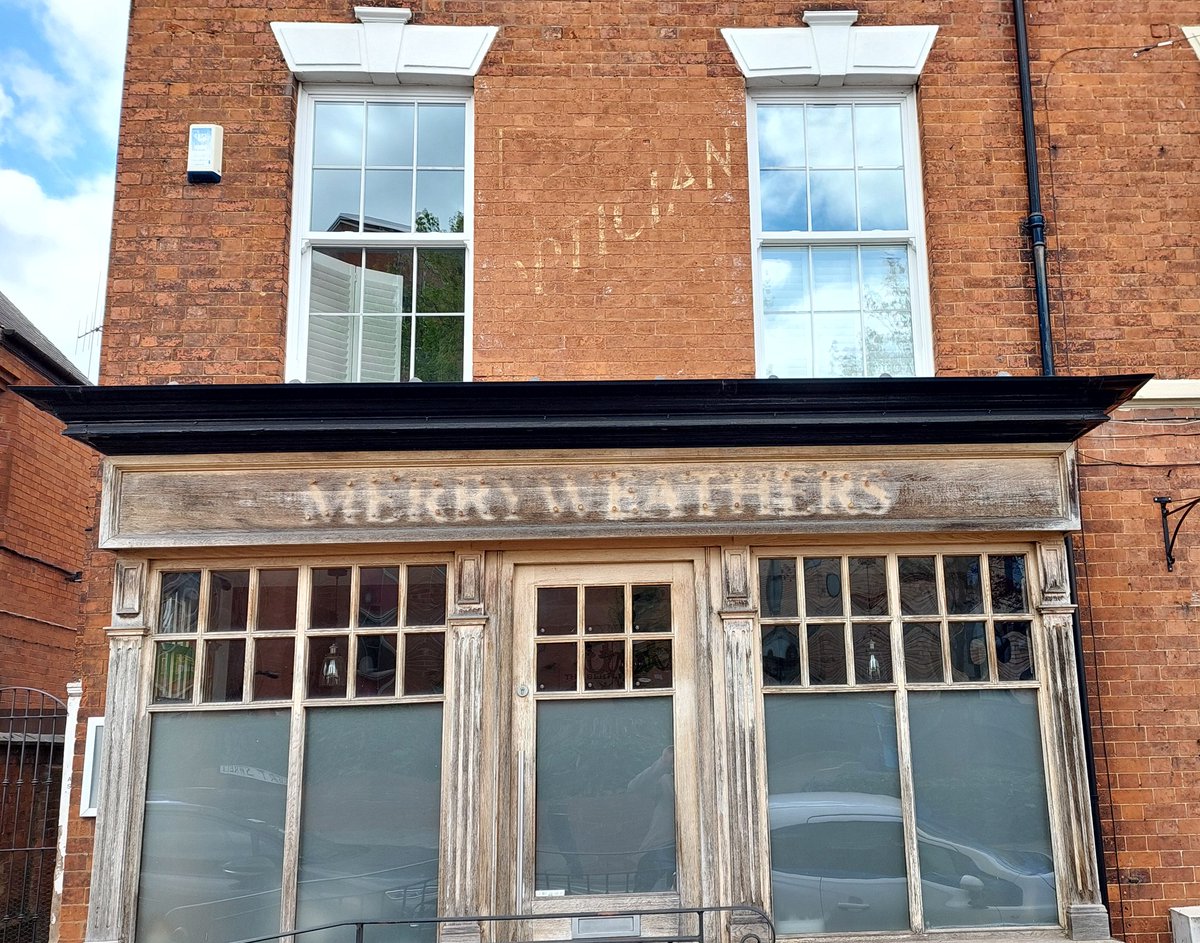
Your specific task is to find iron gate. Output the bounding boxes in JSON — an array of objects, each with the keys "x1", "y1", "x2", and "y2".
[{"x1": 0, "y1": 688, "x2": 67, "y2": 943}]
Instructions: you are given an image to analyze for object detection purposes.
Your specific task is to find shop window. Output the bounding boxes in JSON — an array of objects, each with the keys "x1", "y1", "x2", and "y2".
[
  {"x1": 289, "y1": 94, "x2": 471, "y2": 382},
  {"x1": 757, "y1": 551, "x2": 1057, "y2": 934},
  {"x1": 749, "y1": 93, "x2": 932, "y2": 379},
  {"x1": 137, "y1": 562, "x2": 449, "y2": 943}
]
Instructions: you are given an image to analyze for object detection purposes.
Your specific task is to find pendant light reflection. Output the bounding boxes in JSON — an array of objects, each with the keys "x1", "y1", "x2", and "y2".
[{"x1": 320, "y1": 642, "x2": 345, "y2": 688}]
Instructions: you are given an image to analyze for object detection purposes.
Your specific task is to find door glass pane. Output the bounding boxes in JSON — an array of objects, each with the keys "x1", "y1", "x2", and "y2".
[
  {"x1": 632, "y1": 584, "x2": 671, "y2": 632},
  {"x1": 135, "y1": 710, "x2": 290, "y2": 943},
  {"x1": 909, "y1": 691, "x2": 1057, "y2": 928},
  {"x1": 537, "y1": 587, "x2": 577, "y2": 635},
  {"x1": 633, "y1": 640, "x2": 672, "y2": 690},
  {"x1": 584, "y1": 586, "x2": 624, "y2": 633},
  {"x1": 583, "y1": 640, "x2": 624, "y2": 691},
  {"x1": 537, "y1": 642, "x2": 578, "y2": 692},
  {"x1": 536, "y1": 698, "x2": 675, "y2": 895},
  {"x1": 765, "y1": 694, "x2": 906, "y2": 934},
  {"x1": 298, "y1": 705, "x2": 441, "y2": 943}
]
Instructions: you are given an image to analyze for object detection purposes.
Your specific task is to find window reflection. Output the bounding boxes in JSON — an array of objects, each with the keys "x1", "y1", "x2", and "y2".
[{"x1": 536, "y1": 698, "x2": 676, "y2": 895}]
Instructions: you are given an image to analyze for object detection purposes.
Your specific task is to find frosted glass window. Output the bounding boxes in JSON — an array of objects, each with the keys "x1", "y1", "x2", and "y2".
[
  {"x1": 909, "y1": 691, "x2": 1058, "y2": 928},
  {"x1": 297, "y1": 705, "x2": 442, "y2": 943},
  {"x1": 135, "y1": 711, "x2": 290, "y2": 943},
  {"x1": 765, "y1": 694, "x2": 906, "y2": 934},
  {"x1": 536, "y1": 698, "x2": 676, "y2": 895}
]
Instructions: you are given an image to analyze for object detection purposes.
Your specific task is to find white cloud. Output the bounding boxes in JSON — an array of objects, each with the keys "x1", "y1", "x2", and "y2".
[
  {"x1": 3, "y1": 58, "x2": 71, "y2": 159},
  {"x1": 31, "y1": 0, "x2": 129, "y2": 146},
  {"x1": 0, "y1": 0, "x2": 129, "y2": 160},
  {"x1": 0, "y1": 168, "x2": 114, "y2": 378}
]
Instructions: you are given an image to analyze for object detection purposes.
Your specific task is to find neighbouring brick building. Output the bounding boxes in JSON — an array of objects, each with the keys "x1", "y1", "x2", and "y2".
[
  {"x1": 18, "y1": 5, "x2": 1200, "y2": 943},
  {"x1": 0, "y1": 289, "x2": 93, "y2": 943}
]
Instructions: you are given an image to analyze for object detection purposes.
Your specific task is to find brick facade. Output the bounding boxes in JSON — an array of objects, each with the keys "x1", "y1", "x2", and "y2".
[
  {"x1": 0, "y1": 345, "x2": 91, "y2": 696},
  {"x1": 61, "y1": 3, "x2": 1200, "y2": 943}
]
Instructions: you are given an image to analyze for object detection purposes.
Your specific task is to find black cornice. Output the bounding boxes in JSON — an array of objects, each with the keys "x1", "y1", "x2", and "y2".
[{"x1": 16, "y1": 375, "x2": 1151, "y2": 457}]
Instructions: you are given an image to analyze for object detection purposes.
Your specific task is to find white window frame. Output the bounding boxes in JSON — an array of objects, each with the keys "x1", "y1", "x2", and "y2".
[
  {"x1": 284, "y1": 84, "x2": 475, "y2": 382},
  {"x1": 747, "y1": 87, "x2": 934, "y2": 379},
  {"x1": 79, "y1": 715, "x2": 104, "y2": 817}
]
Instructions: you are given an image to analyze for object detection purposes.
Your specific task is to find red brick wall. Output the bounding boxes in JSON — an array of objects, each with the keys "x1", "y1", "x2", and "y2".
[
  {"x1": 98, "y1": 0, "x2": 1055, "y2": 384},
  {"x1": 0, "y1": 349, "x2": 92, "y2": 697},
  {"x1": 79, "y1": 4, "x2": 1200, "y2": 943},
  {"x1": 1075, "y1": 406, "x2": 1200, "y2": 943}
]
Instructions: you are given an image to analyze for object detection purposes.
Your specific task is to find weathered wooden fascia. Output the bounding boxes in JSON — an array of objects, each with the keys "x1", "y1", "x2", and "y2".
[
  {"x1": 1035, "y1": 541, "x2": 1113, "y2": 941},
  {"x1": 85, "y1": 625, "x2": 150, "y2": 943},
  {"x1": 96, "y1": 447, "x2": 1079, "y2": 550}
]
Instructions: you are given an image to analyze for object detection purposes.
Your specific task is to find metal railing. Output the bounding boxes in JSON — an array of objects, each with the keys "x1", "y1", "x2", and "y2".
[{"x1": 229, "y1": 904, "x2": 775, "y2": 943}]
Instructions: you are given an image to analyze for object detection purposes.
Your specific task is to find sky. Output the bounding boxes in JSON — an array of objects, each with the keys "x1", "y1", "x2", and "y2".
[{"x1": 0, "y1": 0, "x2": 131, "y2": 379}]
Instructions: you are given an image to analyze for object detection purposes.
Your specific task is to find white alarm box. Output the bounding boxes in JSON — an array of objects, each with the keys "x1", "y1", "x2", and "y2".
[{"x1": 187, "y1": 124, "x2": 223, "y2": 184}]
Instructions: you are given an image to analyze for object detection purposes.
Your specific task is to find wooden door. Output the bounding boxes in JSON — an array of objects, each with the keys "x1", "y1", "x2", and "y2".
[{"x1": 509, "y1": 561, "x2": 699, "y2": 937}]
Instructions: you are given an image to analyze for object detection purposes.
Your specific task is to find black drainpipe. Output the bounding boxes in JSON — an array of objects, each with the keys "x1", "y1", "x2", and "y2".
[
  {"x1": 1011, "y1": 0, "x2": 1055, "y2": 376},
  {"x1": 1010, "y1": 0, "x2": 1109, "y2": 905}
]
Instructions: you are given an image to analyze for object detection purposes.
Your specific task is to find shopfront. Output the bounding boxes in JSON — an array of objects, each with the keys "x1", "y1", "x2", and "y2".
[{"x1": 23, "y1": 376, "x2": 1144, "y2": 943}]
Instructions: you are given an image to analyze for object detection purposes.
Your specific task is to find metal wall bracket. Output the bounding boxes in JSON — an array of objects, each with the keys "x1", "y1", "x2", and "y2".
[{"x1": 1154, "y1": 495, "x2": 1200, "y2": 571}]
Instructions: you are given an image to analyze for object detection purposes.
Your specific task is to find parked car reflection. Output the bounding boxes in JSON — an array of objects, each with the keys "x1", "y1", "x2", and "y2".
[
  {"x1": 136, "y1": 799, "x2": 437, "y2": 943},
  {"x1": 769, "y1": 792, "x2": 1057, "y2": 934}
]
